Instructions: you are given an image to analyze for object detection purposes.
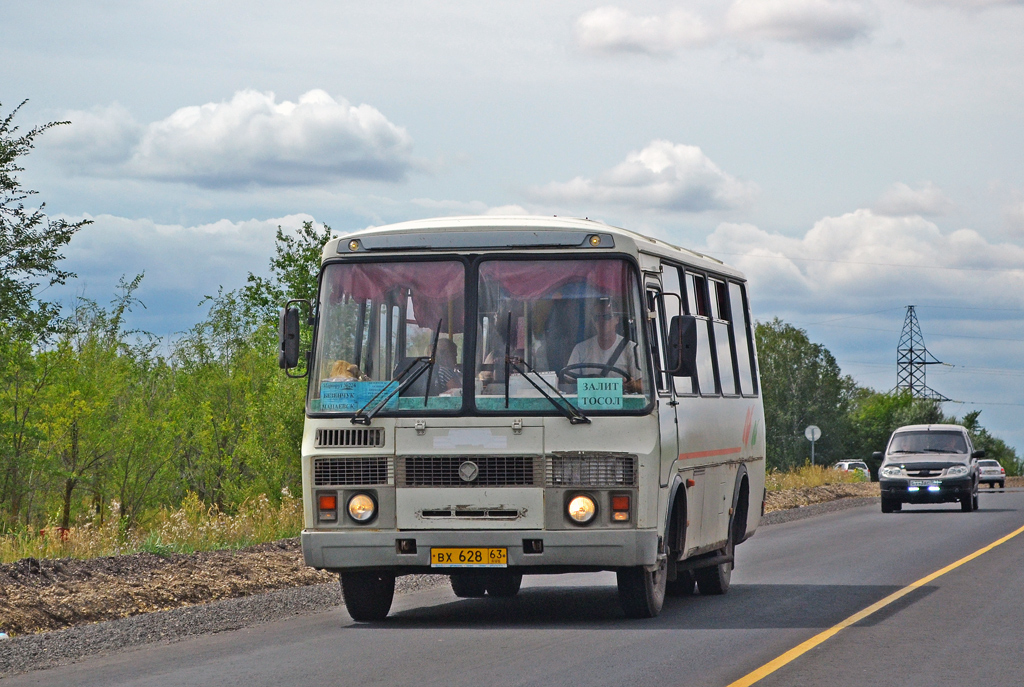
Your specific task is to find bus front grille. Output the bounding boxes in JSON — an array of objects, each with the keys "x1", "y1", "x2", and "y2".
[
  {"x1": 547, "y1": 452, "x2": 637, "y2": 486},
  {"x1": 314, "y1": 427, "x2": 385, "y2": 449},
  {"x1": 313, "y1": 457, "x2": 391, "y2": 486},
  {"x1": 399, "y1": 456, "x2": 541, "y2": 487}
]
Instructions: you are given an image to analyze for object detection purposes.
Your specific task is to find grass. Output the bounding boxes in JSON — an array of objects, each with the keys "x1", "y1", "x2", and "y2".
[
  {"x1": 0, "y1": 492, "x2": 303, "y2": 564},
  {"x1": 765, "y1": 463, "x2": 868, "y2": 492}
]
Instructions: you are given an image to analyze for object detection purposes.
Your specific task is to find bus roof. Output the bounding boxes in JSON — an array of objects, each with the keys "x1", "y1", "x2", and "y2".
[{"x1": 324, "y1": 215, "x2": 744, "y2": 279}]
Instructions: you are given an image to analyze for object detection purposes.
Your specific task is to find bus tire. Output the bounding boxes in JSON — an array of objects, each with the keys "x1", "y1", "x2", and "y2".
[
  {"x1": 450, "y1": 574, "x2": 488, "y2": 598},
  {"x1": 695, "y1": 540, "x2": 732, "y2": 596},
  {"x1": 617, "y1": 557, "x2": 667, "y2": 619},
  {"x1": 485, "y1": 572, "x2": 523, "y2": 598},
  {"x1": 341, "y1": 571, "x2": 395, "y2": 622},
  {"x1": 666, "y1": 570, "x2": 696, "y2": 597}
]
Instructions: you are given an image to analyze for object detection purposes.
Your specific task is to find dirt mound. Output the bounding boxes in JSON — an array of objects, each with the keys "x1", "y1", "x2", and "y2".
[
  {"x1": 765, "y1": 482, "x2": 880, "y2": 512},
  {"x1": 0, "y1": 539, "x2": 333, "y2": 636}
]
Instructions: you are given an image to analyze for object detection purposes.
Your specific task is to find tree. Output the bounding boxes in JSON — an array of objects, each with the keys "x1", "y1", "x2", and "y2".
[
  {"x1": 959, "y1": 410, "x2": 1022, "y2": 476},
  {"x1": 755, "y1": 318, "x2": 857, "y2": 470},
  {"x1": 241, "y1": 220, "x2": 333, "y2": 327},
  {"x1": 1, "y1": 100, "x2": 90, "y2": 334}
]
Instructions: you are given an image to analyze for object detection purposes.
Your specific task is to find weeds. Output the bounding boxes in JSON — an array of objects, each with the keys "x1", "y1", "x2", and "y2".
[
  {"x1": 765, "y1": 463, "x2": 867, "y2": 491},
  {"x1": 0, "y1": 493, "x2": 303, "y2": 564}
]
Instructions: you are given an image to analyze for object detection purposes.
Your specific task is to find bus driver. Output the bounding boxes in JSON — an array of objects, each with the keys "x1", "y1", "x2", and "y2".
[{"x1": 565, "y1": 298, "x2": 642, "y2": 393}]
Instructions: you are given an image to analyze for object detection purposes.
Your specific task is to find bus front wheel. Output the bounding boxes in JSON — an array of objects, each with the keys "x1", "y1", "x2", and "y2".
[
  {"x1": 341, "y1": 571, "x2": 396, "y2": 622},
  {"x1": 617, "y1": 557, "x2": 667, "y2": 619}
]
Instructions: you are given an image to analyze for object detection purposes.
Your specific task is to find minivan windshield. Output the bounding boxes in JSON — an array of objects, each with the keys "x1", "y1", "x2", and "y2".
[{"x1": 889, "y1": 431, "x2": 968, "y2": 455}]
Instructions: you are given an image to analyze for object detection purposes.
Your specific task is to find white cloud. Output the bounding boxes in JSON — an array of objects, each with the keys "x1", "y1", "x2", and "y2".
[
  {"x1": 47, "y1": 90, "x2": 415, "y2": 188},
  {"x1": 575, "y1": 6, "x2": 711, "y2": 55},
  {"x1": 528, "y1": 140, "x2": 756, "y2": 212},
  {"x1": 872, "y1": 182, "x2": 954, "y2": 216},
  {"x1": 725, "y1": 0, "x2": 879, "y2": 47},
  {"x1": 907, "y1": 0, "x2": 1024, "y2": 9},
  {"x1": 54, "y1": 213, "x2": 321, "y2": 334},
  {"x1": 1007, "y1": 200, "x2": 1024, "y2": 234},
  {"x1": 705, "y1": 209, "x2": 1024, "y2": 310}
]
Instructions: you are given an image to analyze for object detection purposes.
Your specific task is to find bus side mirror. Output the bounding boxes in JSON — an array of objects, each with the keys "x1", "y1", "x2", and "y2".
[
  {"x1": 667, "y1": 315, "x2": 697, "y2": 377},
  {"x1": 279, "y1": 306, "x2": 300, "y2": 370}
]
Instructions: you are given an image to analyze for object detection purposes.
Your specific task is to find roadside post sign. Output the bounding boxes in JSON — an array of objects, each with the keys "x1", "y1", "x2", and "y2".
[{"x1": 805, "y1": 425, "x2": 822, "y2": 466}]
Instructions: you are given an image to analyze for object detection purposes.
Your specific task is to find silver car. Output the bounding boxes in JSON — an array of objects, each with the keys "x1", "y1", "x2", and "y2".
[
  {"x1": 874, "y1": 424, "x2": 982, "y2": 513},
  {"x1": 977, "y1": 459, "x2": 1006, "y2": 489},
  {"x1": 833, "y1": 461, "x2": 870, "y2": 479}
]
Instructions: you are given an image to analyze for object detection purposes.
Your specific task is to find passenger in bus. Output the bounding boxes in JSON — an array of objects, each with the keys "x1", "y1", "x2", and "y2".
[
  {"x1": 434, "y1": 338, "x2": 462, "y2": 395},
  {"x1": 565, "y1": 298, "x2": 642, "y2": 392}
]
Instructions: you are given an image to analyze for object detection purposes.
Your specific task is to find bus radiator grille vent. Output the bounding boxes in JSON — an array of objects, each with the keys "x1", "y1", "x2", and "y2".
[
  {"x1": 399, "y1": 456, "x2": 542, "y2": 487},
  {"x1": 314, "y1": 427, "x2": 385, "y2": 449},
  {"x1": 547, "y1": 452, "x2": 637, "y2": 486},
  {"x1": 313, "y1": 457, "x2": 391, "y2": 486}
]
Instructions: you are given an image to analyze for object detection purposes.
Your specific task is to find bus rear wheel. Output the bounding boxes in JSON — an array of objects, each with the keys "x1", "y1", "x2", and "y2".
[
  {"x1": 695, "y1": 542, "x2": 732, "y2": 595},
  {"x1": 485, "y1": 572, "x2": 523, "y2": 597},
  {"x1": 617, "y1": 557, "x2": 667, "y2": 619},
  {"x1": 450, "y1": 574, "x2": 488, "y2": 597},
  {"x1": 341, "y1": 571, "x2": 395, "y2": 622}
]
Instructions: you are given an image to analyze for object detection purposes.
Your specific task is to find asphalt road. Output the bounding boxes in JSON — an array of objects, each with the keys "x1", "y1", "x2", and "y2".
[{"x1": 8, "y1": 488, "x2": 1024, "y2": 687}]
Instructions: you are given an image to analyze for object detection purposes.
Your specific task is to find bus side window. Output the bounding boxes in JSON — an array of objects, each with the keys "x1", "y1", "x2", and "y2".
[
  {"x1": 709, "y1": 278, "x2": 737, "y2": 396},
  {"x1": 685, "y1": 272, "x2": 717, "y2": 396},
  {"x1": 662, "y1": 265, "x2": 693, "y2": 395},
  {"x1": 728, "y1": 281, "x2": 757, "y2": 396},
  {"x1": 646, "y1": 288, "x2": 668, "y2": 392}
]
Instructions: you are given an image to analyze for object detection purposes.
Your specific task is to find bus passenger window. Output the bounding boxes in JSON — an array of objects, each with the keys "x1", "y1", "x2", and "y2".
[
  {"x1": 686, "y1": 273, "x2": 717, "y2": 396},
  {"x1": 728, "y1": 282, "x2": 756, "y2": 395},
  {"x1": 709, "y1": 278, "x2": 737, "y2": 396}
]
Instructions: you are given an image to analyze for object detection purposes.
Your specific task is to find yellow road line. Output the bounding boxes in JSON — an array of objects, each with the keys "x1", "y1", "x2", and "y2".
[{"x1": 726, "y1": 522, "x2": 1024, "y2": 687}]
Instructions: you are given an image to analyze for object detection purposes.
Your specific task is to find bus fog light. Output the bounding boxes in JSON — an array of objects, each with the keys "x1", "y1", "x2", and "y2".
[
  {"x1": 567, "y1": 495, "x2": 597, "y2": 523},
  {"x1": 347, "y1": 494, "x2": 376, "y2": 522}
]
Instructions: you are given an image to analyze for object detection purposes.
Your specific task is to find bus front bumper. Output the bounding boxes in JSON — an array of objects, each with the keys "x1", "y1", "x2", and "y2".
[{"x1": 302, "y1": 529, "x2": 659, "y2": 572}]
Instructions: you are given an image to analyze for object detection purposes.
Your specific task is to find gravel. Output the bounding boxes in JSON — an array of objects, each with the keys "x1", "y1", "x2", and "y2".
[
  {"x1": 760, "y1": 496, "x2": 880, "y2": 526},
  {"x1": 0, "y1": 573, "x2": 447, "y2": 678}
]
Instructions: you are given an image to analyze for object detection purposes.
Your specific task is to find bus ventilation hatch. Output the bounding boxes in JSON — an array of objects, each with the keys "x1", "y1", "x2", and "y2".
[{"x1": 315, "y1": 427, "x2": 385, "y2": 448}]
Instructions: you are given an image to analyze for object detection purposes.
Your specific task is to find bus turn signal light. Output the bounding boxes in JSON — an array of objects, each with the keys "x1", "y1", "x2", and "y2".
[
  {"x1": 611, "y1": 494, "x2": 630, "y2": 521},
  {"x1": 318, "y1": 493, "x2": 338, "y2": 521}
]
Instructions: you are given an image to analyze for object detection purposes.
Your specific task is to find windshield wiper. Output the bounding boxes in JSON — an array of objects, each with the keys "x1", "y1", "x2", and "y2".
[
  {"x1": 351, "y1": 323, "x2": 441, "y2": 425},
  {"x1": 506, "y1": 355, "x2": 590, "y2": 425},
  {"x1": 500, "y1": 313, "x2": 588, "y2": 425}
]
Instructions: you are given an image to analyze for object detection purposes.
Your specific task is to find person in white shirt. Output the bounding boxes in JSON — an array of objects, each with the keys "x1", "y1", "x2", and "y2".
[{"x1": 565, "y1": 299, "x2": 642, "y2": 392}]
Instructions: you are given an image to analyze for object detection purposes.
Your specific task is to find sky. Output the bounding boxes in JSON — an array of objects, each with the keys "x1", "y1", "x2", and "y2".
[{"x1": 3, "y1": 0, "x2": 1022, "y2": 453}]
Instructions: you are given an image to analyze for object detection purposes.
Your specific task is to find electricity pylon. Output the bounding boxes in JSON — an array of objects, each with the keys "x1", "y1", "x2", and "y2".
[{"x1": 895, "y1": 305, "x2": 950, "y2": 401}]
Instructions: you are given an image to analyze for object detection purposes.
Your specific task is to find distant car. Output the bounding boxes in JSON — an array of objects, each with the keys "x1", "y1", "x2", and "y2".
[
  {"x1": 874, "y1": 424, "x2": 982, "y2": 513},
  {"x1": 977, "y1": 459, "x2": 1005, "y2": 489},
  {"x1": 833, "y1": 461, "x2": 870, "y2": 479}
]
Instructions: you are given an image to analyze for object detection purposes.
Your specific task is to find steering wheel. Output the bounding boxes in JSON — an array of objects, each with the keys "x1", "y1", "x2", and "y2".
[{"x1": 558, "y1": 363, "x2": 633, "y2": 384}]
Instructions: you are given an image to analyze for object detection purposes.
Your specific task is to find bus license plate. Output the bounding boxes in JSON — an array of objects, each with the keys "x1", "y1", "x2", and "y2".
[{"x1": 431, "y1": 548, "x2": 507, "y2": 568}]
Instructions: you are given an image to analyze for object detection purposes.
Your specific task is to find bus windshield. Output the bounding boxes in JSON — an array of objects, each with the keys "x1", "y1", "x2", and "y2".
[
  {"x1": 310, "y1": 260, "x2": 466, "y2": 413},
  {"x1": 475, "y1": 258, "x2": 652, "y2": 413}
]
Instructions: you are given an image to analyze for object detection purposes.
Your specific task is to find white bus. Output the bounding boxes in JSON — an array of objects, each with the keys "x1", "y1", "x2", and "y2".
[{"x1": 278, "y1": 216, "x2": 765, "y2": 620}]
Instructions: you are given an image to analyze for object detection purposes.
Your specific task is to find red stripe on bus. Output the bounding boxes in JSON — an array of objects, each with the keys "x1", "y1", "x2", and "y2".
[{"x1": 678, "y1": 447, "x2": 743, "y2": 460}]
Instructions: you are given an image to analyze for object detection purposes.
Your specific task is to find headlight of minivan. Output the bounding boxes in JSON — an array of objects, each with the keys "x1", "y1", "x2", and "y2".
[
  {"x1": 879, "y1": 466, "x2": 903, "y2": 478},
  {"x1": 945, "y1": 465, "x2": 969, "y2": 477}
]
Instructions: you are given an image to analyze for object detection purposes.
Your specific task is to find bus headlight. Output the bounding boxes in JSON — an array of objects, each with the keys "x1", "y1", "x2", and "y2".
[
  {"x1": 567, "y1": 495, "x2": 597, "y2": 524},
  {"x1": 347, "y1": 493, "x2": 376, "y2": 522}
]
